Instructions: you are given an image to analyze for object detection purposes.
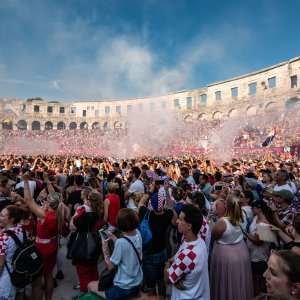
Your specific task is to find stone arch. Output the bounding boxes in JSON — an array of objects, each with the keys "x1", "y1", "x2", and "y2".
[
  {"x1": 285, "y1": 97, "x2": 300, "y2": 109},
  {"x1": 69, "y1": 122, "x2": 77, "y2": 130},
  {"x1": 246, "y1": 106, "x2": 258, "y2": 115},
  {"x1": 212, "y1": 111, "x2": 222, "y2": 119},
  {"x1": 80, "y1": 122, "x2": 88, "y2": 130},
  {"x1": 17, "y1": 120, "x2": 27, "y2": 130},
  {"x1": 57, "y1": 121, "x2": 66, "y2": 130},
  {"x1": 265, "y1": 102, "x2": 276, "y2": 111},
  {"x1": 2, "y1": 118, "x2": 13, "y2": 130},
  {"x1": 32, "y1": 121, "x2": 40, "y2": 131},
  {"x1": 114, "y1": 121, "x2": 122, "y2": 129},
  {"x1": 198, "y1": 113, "x2": 207, "y2": 120},
  {"x1": 184, "y1": 115, "x2": 193, "y2": 123},
  {"x1": 103, "y1": 121, "x2": 109, "y2": 130},
  {"x1": 92, "y1": 122, "x2": 100, "y2": 129},
  {"x1": 45, "y1": 121, "x2": 53, "y2": 130},
  {"x1": 228, "y1": 109, "x2": 238, "y2": 118}
]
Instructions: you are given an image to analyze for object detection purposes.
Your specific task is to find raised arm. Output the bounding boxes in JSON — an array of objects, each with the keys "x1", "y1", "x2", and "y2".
[{"x1": 23, "y1": 174, "x2": 46, "y2": 220}]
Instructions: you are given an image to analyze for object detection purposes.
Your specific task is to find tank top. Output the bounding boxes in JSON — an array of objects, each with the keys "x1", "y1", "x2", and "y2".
[
  {"x1": 217, "y1": 217, "x2": 243, "y2": 245},
  {"x1": 107, "y1": 194, "x2": 120, "y2": 227}
]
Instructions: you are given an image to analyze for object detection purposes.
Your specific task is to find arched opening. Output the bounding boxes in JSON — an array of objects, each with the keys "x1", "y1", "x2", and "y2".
[
  {"x1": 57, "y1": 121, "x2": 66, "y2": 130},
  {"x1": 69, "y1": 122, "x2": 77, "y2": 130},
  {"x1": 228, "y1": 109, "x2": 238, "y2": 118},
  {"x1": 45, "y1": 121, "x2": 53, "y2": 130},
  {"x1": 114, "y1": 121, "x2": 122, "y2": 129},
  {"x1": 103, "y1": 121, "x2": 109, "y2": 130},
  {"x1": 213, "y1": 111, "x2": 222, "y2": 119},
  {"x1": 92, "y1": 122, "x2": 100, "y2": 129},
  {"x1": 198, "y1": 113, "x2": 207, "y2": 120},
  {"x1": 2, "y1": 119, "x2": 13, "y2": 130},
  {"x1": 184, "y1": 115, "x2": 192, "y2": 123},
  {"x1": 80, "y1": 122, "x2": 88, "y2": 130},
  {"x1": 17, "y1": 120, "x2": 27, "y2": 130},
  {"x1": 265, "y1": 102, "x2": 276, "y2": 111},
  {"x1": 286, "y1": 97, "x2": 300, "y2": 109},
  {"x1": 32, "y1": 121, "x2": 41, "y2": 131},
  {"x1": 246, "y1": 106, "x2": 257, "y2": 115}
]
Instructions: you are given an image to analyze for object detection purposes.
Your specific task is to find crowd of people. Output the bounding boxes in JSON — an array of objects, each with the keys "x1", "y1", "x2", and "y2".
[
  {"x1": 0, "y1": 108, "x2": 300, "y2": 157},
  {"x1": 0, "y1": 153, "x2": 300, "y2": 299}
]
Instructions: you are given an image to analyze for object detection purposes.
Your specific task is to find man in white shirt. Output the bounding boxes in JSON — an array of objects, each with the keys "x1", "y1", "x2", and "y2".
[
  {"x1": 165, "y1": 204, "x2": 210, "y2": 300},
  {"x1": 273, "y1": 169, "x2": 296, "y2": 194},
  {"x1": 124, "y1": 166, "x2": 145, "y2": 209},
  {"x1": 180, "y1": 167, "x2": 195, "y2": 185},
  {"x1": 16, "y1": 171, "x2": 36, "y2": 199}
]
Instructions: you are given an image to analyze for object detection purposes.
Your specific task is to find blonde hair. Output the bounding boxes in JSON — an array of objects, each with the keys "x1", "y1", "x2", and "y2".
[
  {"x1": 87, "y1": 191, "x2": 103, "y2": 218},
  {"x1": 107, "y1": 182, "x2": 118, "y2": 194},
  {"x1": 47, "y1": 192, "x2": 66, "y2": 234},
  {"x1": 225, "y1": 194, "x2": 244, "y2": 226}
]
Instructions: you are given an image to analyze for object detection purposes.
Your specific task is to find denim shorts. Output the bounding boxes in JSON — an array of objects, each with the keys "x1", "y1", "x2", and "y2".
[
  {"x1": 142, "y1": 249, "x2": 167, "y2": 291},
  {"x1": 105, "y1": 284, "x2": 140, "y2": 300}
]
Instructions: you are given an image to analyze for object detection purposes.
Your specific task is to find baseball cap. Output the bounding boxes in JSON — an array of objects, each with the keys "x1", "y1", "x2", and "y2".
[{"x1": 272, "y1": 189, "x2": 294, "y2": 202}]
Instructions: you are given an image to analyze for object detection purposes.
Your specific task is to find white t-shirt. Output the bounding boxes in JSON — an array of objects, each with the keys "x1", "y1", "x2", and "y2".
[
  {"x1": 127, "y1": 179, "x2": 145, "y2": 209},
  {"x1": 274, "y1": 183, "x2": 296, "y2": 194},
  {"x1": 16, "y1": 180, "x2": 36, "y2": 199},
  {"x1": 168, "y1": 237, "x2": 210, "y2": 300},
  {"x1": 186, "y1": 175, "x2": 196, "y2": 185}
]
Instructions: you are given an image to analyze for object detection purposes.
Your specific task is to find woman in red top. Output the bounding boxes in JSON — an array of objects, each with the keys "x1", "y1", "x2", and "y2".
[
  {"x1": 23, "y1": 173, "x2": 70, "y2": 300},
  {"x1": 104, "y1": 182, "x2": 120, "y2": 232}
]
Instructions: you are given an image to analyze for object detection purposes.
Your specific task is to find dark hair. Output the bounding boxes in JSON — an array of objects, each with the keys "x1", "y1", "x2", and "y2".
[
  {"x1": 180, "y1": 167, "x2": 189, "y2": 175},
  {"x1": 214, "y1": 171, "x2": 222, "y2": 181},
  {"x1": 272, "y1": 250, "x2": 300, "y2": 285},
  {"x1": 131, "y1": 166, "x2": 141, "y2": 179},
  {"x1": 243, "y1": 189, "x2": 254, "y2": 203},
  {"x1": 74, "y1": 175, "x2": 84, "y2": 186},
  {"x1": 117, "y1": 208, "x2": 140, "y2": 232},
  {"x1": 200, "y1": 174, "x2": 208, "y2": 181},
  {"x1": 181, "y1": 204, "x2": 203, "y2": 235},
  {"x1": 5, "y1": 205, "x2": 24, "y2": 224},
  {"x1": 189, "y1": 191, "x2": 206, "y2": 211}
]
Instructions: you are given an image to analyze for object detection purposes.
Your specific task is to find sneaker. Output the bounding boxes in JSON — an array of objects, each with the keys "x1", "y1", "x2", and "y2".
[
  {"x1": 73, "y1": 283, "x2": 80, "y2": 290},
  {"x1": 56, "y1": 270, "x2": 64, "y2": 280}
]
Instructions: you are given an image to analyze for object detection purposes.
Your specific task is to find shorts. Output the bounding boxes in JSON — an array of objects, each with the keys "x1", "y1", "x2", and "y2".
[{"x1": 105, "y1": 284, "x2": 140, "y2": 300}]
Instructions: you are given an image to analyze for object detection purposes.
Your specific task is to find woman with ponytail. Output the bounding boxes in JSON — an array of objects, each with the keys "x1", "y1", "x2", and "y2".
[
  {"x1": 210, "y1": 194, "x2": 253, "y2": 300},
  {"x1": 23, "y1": 173, "x2": 70, "y2": 300}
]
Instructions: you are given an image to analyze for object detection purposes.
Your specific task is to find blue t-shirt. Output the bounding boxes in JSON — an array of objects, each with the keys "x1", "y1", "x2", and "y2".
[{"x1": 110, "y1": 231, "x2": 143, "y2": 289}]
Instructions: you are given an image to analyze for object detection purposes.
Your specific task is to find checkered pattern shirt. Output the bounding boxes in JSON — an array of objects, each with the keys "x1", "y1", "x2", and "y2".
[
  {"x1": 276, "y1": 204, "x2": 296, "y2": 227},
  {"x1": 0, "y1": 224, "x2": 23, "y2": 255},
  {"x1": 168, "y1": 243, "x2": 198, "y2": 283}
]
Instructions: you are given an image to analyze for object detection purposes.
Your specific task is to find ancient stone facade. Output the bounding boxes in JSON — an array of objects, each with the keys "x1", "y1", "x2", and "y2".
[{"x1": 0, "y1": 56, "x2": 299, "y2": 130}]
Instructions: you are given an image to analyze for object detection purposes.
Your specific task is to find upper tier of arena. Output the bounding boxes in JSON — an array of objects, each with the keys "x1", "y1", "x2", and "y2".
[{"x1": 0, "y1": 56, "x2": 299, "y2": 131}]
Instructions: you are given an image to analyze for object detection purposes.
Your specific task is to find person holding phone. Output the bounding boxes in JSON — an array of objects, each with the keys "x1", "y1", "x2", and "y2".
[{"x1": 88, "y1": 208, "x2": 143, "y2": 300}]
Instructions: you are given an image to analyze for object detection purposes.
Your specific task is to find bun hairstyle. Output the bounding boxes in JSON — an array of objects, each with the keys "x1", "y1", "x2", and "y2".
[{"x1": 225, "y1": 194, "x2": 244, "y2": 226}]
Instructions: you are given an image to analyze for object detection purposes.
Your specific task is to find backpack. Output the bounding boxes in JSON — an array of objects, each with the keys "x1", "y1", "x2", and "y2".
[
  {"x1": 138, "y1": 209, "x2": 152, "y2": 246},
  {"x1": 4, "y1": 227, "x2": 43, "y2": 288}
]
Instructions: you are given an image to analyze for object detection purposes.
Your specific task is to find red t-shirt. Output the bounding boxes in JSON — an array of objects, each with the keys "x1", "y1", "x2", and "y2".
[{"x1": 106, "y1": 194, "x2": 120, "y2": 227}]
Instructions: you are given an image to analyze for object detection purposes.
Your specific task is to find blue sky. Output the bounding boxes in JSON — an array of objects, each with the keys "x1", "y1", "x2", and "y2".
[{"x1": 0, "y1": 0, "x2": 299, "y2": 103}]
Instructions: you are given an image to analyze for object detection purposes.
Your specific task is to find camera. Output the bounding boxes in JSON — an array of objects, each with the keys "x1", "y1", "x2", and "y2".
[{"x1": 99, "y1": 229, "x2": 109, "y2": 241}]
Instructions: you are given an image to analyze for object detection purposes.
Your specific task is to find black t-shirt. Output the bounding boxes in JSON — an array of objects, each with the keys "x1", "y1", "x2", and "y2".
[
  {"x1": 67, "y1": 190, "x2": 84, "y2": 214},
  {"x1": 139, "y1": 205, "x2": 173, "y2": 254}
]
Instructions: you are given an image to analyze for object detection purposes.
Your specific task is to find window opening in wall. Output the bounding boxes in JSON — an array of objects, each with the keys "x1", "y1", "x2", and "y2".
[
  {"x1": 95, "y1": 110, "x2": 99, "y2": 117},
  {"x1": 105, "y1": 106, "x2": 110, "y2": 114},
  {"x1": 186, "y1": 97, "x2": 192, "y2": 107},
  {"x1": 248, "y1": 83, "x2": 257, "y2": 95},
  {"x1": 83, "y1": 110, "x2": 86, "y2": 117},
  {"x1": 59, "y1": 107, "x2": 65, "y2": 113},
  {"x1": 231, "y1": 87, "x2": 238, "y2": 97},
  {"x1": 91, "y1": 106, "x2": 94, "y2": 110},
  {"x1": 173, "y1": 99, "x2": 180, "y2": 108},
  {"x1": 71, "y1": 107, "x2": 76, "y2": 113},
  {"x1": 215, "y1": 91, "x2": 221, "y2": 101},
  {"x1": 34, "y1": 105, "x2": 40, "y2": 113},
  {"x1": 116, "y1": 106, "x2": 121, "y2": 113},
  {"x1": 291, "y1": 75, "x2": 297, "y2": 88},
  {"x1": 87, "y1": 106, "x2": 90, "y2": 110},
  {"x1": 201, "y1": 94, "x2": 207, "y2": 104},
  {"x1": 268, "y1": 77, "x2": 276, "y2": 88}
]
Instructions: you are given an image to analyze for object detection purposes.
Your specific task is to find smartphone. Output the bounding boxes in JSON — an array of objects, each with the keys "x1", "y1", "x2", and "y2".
[
  {"x1": 214, "y1": 185, "x2": 223, "y2": 191},
  {"x1": 99, "y1": 229, "x2": 109, "y2": 241}
]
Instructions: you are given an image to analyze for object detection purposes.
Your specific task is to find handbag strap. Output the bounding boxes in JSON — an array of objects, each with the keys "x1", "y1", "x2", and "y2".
[{"x1": 120, "y1": 236, "x2": 142, "y2": 265}]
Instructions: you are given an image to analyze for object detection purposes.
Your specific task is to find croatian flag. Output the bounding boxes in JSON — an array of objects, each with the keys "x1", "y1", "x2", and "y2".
[{"x1": 262, "y1": 127, "x2": 276, "y2": 147}]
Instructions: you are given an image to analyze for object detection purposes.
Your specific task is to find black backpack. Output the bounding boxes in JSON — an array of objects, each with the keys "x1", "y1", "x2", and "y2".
[{"x1": 4, "y1": 227, "x2": 43, "y2": 288}]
